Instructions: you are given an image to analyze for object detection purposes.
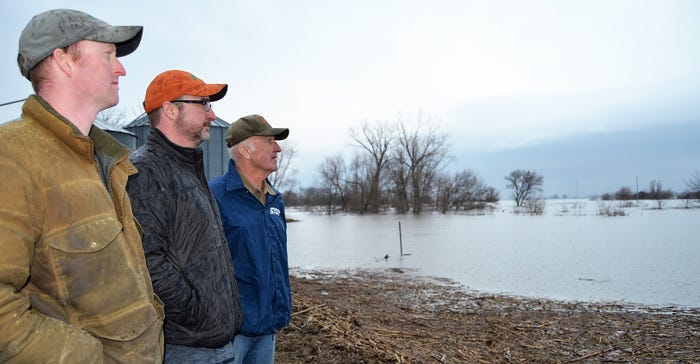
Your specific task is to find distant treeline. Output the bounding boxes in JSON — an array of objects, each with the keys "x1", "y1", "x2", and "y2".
[{"x1": 270, "y1": 114, "x2": 700, "y2": 214}]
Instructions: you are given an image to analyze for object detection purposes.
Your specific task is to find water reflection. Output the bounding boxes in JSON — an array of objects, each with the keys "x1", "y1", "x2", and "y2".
[{"x1": 286, "y1": 200, "x2": 700, "y2": 308}]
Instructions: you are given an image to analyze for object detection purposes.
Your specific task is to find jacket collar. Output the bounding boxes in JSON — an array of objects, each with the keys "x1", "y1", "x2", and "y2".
[
  {"x1": 224, "y1": 159, "x2": 246, "y2": 191},
  {"x1": 147, "y1": 127, "x2": 203, "y2": 166},
  {"x1": 23, "y1": 95, "x2": 131, "y2": 163}
]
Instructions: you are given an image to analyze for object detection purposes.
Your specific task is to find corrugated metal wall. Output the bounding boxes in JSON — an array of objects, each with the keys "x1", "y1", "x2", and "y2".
[
  {"x1": 118, "y1": 114, "x2": 231, "y2": 180},
  {"x1": 199, "y1": 123, "x2": 229, "y2": 179}
]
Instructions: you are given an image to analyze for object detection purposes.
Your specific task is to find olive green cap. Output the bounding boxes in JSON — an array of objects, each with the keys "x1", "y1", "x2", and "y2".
[{"x1": 226, "y1": 114, "x2": 289, "y2": 148}]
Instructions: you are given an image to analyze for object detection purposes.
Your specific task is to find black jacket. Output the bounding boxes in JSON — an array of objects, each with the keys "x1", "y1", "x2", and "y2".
[{"x1": 127, "y1": 128, "x2": 242, "y2": 348}]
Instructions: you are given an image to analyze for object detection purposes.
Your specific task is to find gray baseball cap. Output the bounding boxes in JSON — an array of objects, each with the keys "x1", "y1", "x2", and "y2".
[{"x1": 18, "y1": 9, "x2": 143, "y2": 80}]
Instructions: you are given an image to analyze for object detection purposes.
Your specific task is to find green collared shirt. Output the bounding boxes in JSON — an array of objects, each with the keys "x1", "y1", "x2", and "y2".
[{"x1": 237, "y1": 168, "x2": 276, "y2": 205}]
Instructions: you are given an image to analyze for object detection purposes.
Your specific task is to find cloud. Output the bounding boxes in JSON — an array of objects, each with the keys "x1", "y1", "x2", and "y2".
[{"x1": 444, "y1": 74, "x2": 700, "y2": 153}]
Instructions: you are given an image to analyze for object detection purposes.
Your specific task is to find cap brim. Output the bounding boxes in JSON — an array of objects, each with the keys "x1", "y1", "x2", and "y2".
[
  {"x1": 90, "y1": 26, "x2": 144, "y2": 57},
  {"x1": 115, "y1": 27, "x2": 143, "y2": 57},
  {"x1": 188, "y1": 83, "x2": 228, "y2": 101},
  {"x1": 260, "y1": 128, "x2": 289, "y2": 140},
  {"x1": 209, "y1": 84, "x2": 228, "y2": 101}
]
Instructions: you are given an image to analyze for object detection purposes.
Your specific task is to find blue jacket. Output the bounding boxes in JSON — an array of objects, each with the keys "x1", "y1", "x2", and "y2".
[{"x1": 209, "y1": 159, "x2": 291, "y2": 336}]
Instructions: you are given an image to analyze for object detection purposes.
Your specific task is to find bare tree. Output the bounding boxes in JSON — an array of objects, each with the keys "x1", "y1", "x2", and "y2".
[
  {"x1": 614, "y1": 186, "x2": 634, "y2": 201},
  {"x1": 97, "y1": 104, "x2": 145, "y2": 127},
  {"x1": 349, "y1": 120, "x2": 394, "y2": 213},
  {"x1": 435, "y1": 170, "x2": 473, "y2": 213},
  {"x1": 686, "y1": 171, "x2": 700, "y2": 197},
  {"x1": 648, "y1": 179, "x2": 673, "y2": 209},
  {"x1": 524, "y1": 197, "x2": 546, "y2": 215},
  {"x1": 678, "y1": 171, "x2": 700, "y2": 207},
  {"x1": 434, "y1": 174, "x2": 453, "y2": 213},
  {"x1": 269, "y1": 143, "x2": 299, "y2": 194},
  {"x1": 435, "y1": 169, "x2": 499, "y2": 213},
  {"x1": 387, "y1": 149, "x2": 410, "y2": 213},
  {"x1": 96, "y1": 106, "x2": 128, "y2": 126},
  {"x1": 394, "y1": 112, "x2": 450, "y2": 214},
  {"x1": 505, "y1": 169, "x2": 544, "y2": 207},
  {"x1": 318, "y1": 154, "x2": 347, "y2": 214},
  {"x1": 344, "y1": 153, "x2": 375, "y2": 213}
]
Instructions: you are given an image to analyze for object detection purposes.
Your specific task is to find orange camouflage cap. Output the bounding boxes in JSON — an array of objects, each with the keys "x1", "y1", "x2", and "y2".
[{"x1": 143, "y1": 70, "x2": 227, "y2": 113}]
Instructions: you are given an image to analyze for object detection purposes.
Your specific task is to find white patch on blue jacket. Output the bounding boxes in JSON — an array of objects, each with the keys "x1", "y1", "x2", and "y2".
[{"x1": 269, "y1": 207, "x2": 281, "y2": 216}]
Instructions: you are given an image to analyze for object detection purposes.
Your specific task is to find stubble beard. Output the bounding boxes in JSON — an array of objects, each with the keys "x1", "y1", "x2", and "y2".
[
  {"x1": 176, "y1": 113, "x2": 210, "y2": 146},
  {"x1": 199, "y1": 128, "x2": 211, "y2": 142}
]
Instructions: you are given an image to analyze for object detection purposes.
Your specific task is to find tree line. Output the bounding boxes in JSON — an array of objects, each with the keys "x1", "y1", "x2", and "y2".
[
  {"x1": 275, "y1": 129, "x2": 699, "y2": 215},
  {"x1": 280, "y1": 113, "x2": 500, "y2": 214},
  {"x1": 271, "y1": 113, "x2": 700, "y2": 214},
  {"x1": 599, "y1": 173, "x2": 700, "y2": 209}
]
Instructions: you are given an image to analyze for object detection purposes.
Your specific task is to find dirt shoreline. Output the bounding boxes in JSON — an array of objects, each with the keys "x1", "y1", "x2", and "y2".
[{"x1": 276, "y1": 268, "x2": 700, "y2": 363}]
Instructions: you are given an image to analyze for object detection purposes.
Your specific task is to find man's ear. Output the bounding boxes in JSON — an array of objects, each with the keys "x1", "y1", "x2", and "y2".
[
  {"x1": 239, "y1": 143, "x2": 253, "y2": 160},
  {"x1": 162, "y1": 102, "x2": 178, "y2": 120},
  {"x1": 52, "y1": 48, "x2": 73, "y2": 77}
]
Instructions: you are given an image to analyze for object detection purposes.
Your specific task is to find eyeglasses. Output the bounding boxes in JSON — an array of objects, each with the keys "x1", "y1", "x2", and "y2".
[{"x1": 171, "y1": 99, "x2": 212, "y2": 112}]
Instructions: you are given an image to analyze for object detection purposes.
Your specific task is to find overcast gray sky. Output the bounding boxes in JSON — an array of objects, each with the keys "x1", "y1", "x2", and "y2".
[{"x1": 2, "y1": 1, "x2": 699, "y2": 196}]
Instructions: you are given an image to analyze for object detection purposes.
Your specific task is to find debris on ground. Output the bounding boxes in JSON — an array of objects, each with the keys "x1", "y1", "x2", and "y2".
[{"x1": 276, "y1": 268, "x2": 700, "y2": 363}]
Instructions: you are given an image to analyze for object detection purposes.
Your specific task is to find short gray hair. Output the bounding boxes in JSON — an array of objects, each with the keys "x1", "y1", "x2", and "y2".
[{"x1": 230, "y1": 138, "x2": 256, "y2": 163}]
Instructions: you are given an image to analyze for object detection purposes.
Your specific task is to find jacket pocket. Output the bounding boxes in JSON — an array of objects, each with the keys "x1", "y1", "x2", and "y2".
[
  {"x1": 46, "y1": 215, "x2": 121, "y2": 253},
  {"x1": 44, "y1": 215, "x2": 161, "y2": 341}
]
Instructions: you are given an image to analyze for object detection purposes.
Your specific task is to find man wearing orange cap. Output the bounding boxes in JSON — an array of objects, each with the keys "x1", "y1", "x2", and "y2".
[
  {"x1": 0, "y1": 9, "x2": 163, "y2": 363},
  {"x1": 126, "y1": 70, "x2": 243, "y2": 363}
]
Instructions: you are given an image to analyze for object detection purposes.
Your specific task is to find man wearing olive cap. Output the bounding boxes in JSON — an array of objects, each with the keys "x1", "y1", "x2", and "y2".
[
  {"x1": 209, "y1": 115, "x2": 292, "y2": 364},
  {"x1": 0, "y1": 9, "x2": 164, "y2": 363},
  {"x1": 126, "y1": 70, "x2": 243, "y2": 363}
]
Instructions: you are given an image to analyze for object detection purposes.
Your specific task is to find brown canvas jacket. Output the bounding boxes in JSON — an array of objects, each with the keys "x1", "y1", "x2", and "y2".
[{"x1": 0, "y1": 95, "x2": 164, "y2": 363}]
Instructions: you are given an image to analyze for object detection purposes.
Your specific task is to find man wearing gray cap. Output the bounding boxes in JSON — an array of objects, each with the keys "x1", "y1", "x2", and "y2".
[
  {"x1": 209, "y1": 115, "x2": 292, "y2": 364},
  {"x1": 0, "y1": 9, "x2": 164, "y2": 363}
]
